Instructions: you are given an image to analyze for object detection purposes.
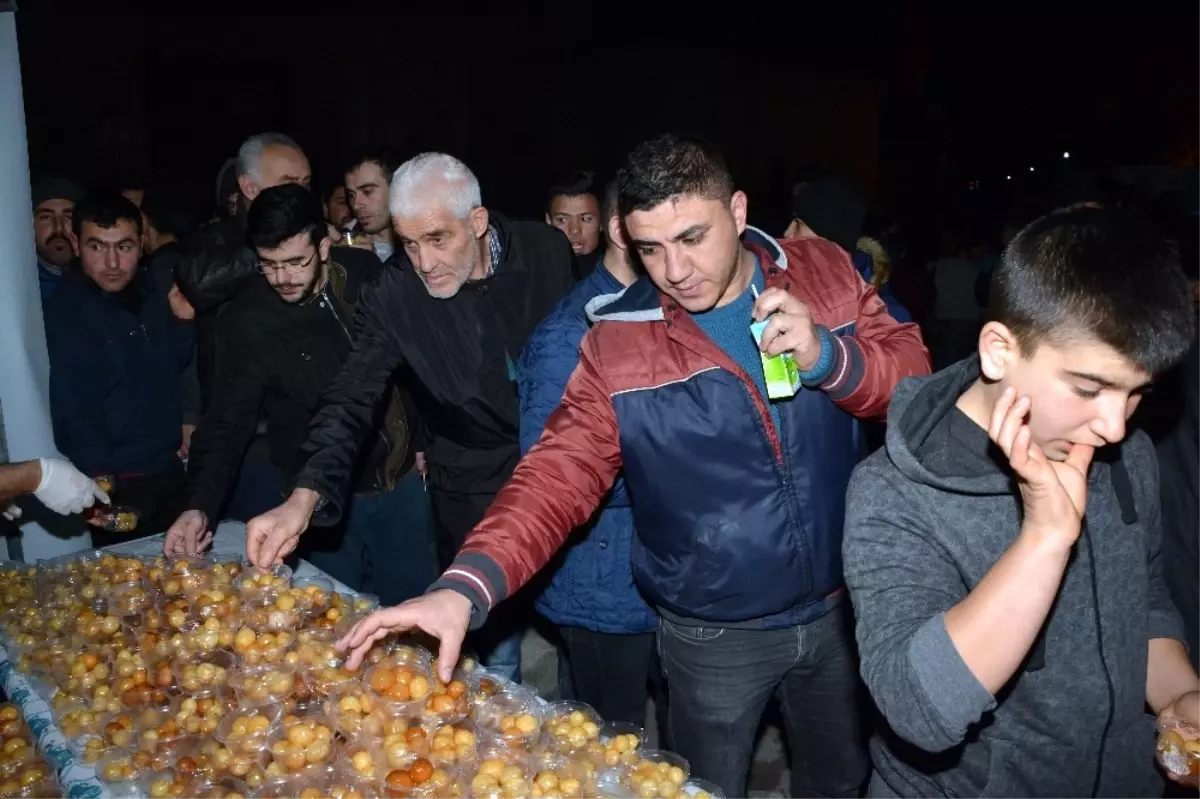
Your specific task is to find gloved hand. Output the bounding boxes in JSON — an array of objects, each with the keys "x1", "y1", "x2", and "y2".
[
  {"x1": 33, "y1": 458, "x2": 110, "y2": 515},
  {"x1": 1, "y1": 503, "x2": 20, "y2": 521}
]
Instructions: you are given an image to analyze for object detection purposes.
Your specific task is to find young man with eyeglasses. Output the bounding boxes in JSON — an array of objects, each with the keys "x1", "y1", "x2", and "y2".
[{"x1": 164, "y1": 184, "x2": 437, "y2": 606}]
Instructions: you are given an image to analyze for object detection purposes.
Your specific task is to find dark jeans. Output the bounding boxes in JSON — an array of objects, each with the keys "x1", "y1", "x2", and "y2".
[
  {"x1": 430, "y1": 487, "x2": 523, "y2": 681},
  {"x1": 560, "y1": 626, "x2": 655, "y2": 729},
  {"x1": 657, "y1": 603, "x2": 869, "y2": 798},
  {"x1": 93, "y1": 464, "x2": 187, "y2": 547},
  {"x1": 302, "y1": 472, "x2": 437, "y2": 605}
]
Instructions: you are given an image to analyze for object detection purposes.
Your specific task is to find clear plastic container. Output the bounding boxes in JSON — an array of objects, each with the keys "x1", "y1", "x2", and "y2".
[
  {"x1": 419, "y1": 671, "x2": 474, "y2": 726},
  {"x1": 1156, "y1": 716, "x2": 1200, "y2": 785},
  {"x1": 187, "y1": 586, "x2": 242, "y2": 622},
  {"x1": 338, "y1": 740, "x2": 387, "y2": 783},
  {"x1": 106, "y1": 580, "x2": 152, "y2": 616},
  {"x1": 243, "y1": 593, "x2": 309, "y2": 633},
  {"x1": 267, "y1": 715, "x2": 337, "y2": 775},
  {"x1": 624, "y1": 751, "x2": 689, "y2": 798},
  {"x1": 170, "y1": 691, "x2": 233, "y2": 737},
  {"x1": 0, "y1": 736, "x2": 38, "y2": 781},
  {"x1": 530, "y1": 753, "x2": 591, "y2": 799},
  {"x1": 185, "y1": 775, "x2": 251, "y2": 799},
  {"x1": 190, "y1": 737, "x2": 270, "y2": 786},
  {"x1": 231, "y1": 627, "x2": 294, "y2": 666},
  {"x1": 541, "y1": 701, "x2": 603, "y2": 755},
  {"x1": 425, "y1": 719, "x2": 479, "y2": 769},
  {"x1": 585, "y1": 722, "x2": 644, "y2": 770},
  {"x1": 233, "y1": 565, "x2": 292, "y2": 601},
  {"x1": 96, "y1": 747, "x2": 154, "y2": 798},
  {"x1": 97, "y1": 710, "x2": 140, "y2": 749},
  {"x1": 158, "y1": 596, "x2": 194, "y2": 631},
  {"x1": 681, "y1": 778, "x2": 725, "y2": 798},
  {"x1": 215, "y1": 705, "x2": 284, "y2": 757},
  {"x1": 379, "y1": 753, "x2": 460, "y2": 798},
  {"x1": 326, "y1": 685, "x2": 385, "y2": 740},
  {"x1": 156, "y1": 555, "x2": 214, "y2": 598},
  {"x1": 364, "y1": 657, "x2": 434, "y2": 716},
  {"x1": 474, "y1": 687, "x2": 543, "y2": 749},
  {"x1": 292, "y1": 576, "x2": 335, "y2": 618},
  {"x1": 130, "y1": 706, "x2": 190, "y2": 755},
  {"x1": 174, "y1": 648, "x2": 235, "y2": 695},
  {"x1": 56, "y1": 702, "x2": 103, "y2": 739},
  {"x1": 88, "y1": 505, "x2": 141, "y2": 534},
  {"x1": 299, "y1": 642, "x2": 361, "y2": 699},
  {"x1": 0, "y1": 757, "x2": 55, "y2": 799},
  {"x1": 468, "y1": 747, "x2": 534, "y2": 799},
  {"x1": 229, "y1": 662, "x2": 298, "y2": 707},
  {"x1": 326, "y1": 764, "x2": 383, "y2": 798},
  {"x1": 137, "y1": 767, "x2": 192, "y2": 799},
  {"x1": 186, "y1": 614, "x2": 243, "y2": 655}
]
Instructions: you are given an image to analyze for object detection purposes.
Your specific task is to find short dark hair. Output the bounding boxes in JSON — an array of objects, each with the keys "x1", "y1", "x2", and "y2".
[
  {"x1": 71, "y1": 192, "x2": 143, "y2": 239},
  {"x1": 344, "y1": 149, "x2": 399, "y2": 183},
  {"x1": 546, "y1": 170, "x2": 599, "y2": 210},
  {"x1": 990, "y1": 206, "x2": 1195, "y2": 375},
  {"x1": 617, "y1": 134, "x2": 734, "y2": 217},
  {"x1": 246, "y1": 184, "x2": 326, "y2": 251},
  {"x1": 141, "y1": 188, "x2": 197, "y2": 239}
]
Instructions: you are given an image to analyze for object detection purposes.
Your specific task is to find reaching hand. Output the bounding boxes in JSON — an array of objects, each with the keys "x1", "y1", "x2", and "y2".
[
  {"x1": 988, "y1": 387, "x2": 1094, "y2": 545},
  {"x1": 33, "y1": 458, "x2": 110, "y2": 515},
  {"x1": 164, "y1": 510, "x2": 212, "y2": 556},
  {"x1": 177, "y1": 425, "x2": 197, "y2": 462},
  {"x1": 335, "y1": 590, "x2": 473, "y2": 679},
  {"x1": 751, "y1": 287, "x2": 822, "y2": 371},
  {"x1": 1157, "y1": 690, "x2": 1200, "y2": 787},
  {"x1": 245, "y1": 491, "x2": 317, "y2": 569}
]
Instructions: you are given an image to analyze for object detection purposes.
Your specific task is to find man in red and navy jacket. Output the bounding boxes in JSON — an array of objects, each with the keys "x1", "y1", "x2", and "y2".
[{"x1": 339, "y1": 135, "x2": 931, "y2": 797}]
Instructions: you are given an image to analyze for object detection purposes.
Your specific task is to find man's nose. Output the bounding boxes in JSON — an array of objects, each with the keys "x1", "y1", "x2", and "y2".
[
  {"x1": 567, "y1": 217, "x2": 582, "y2": 236},
  {"x1": 105, "y1": 248, "x2": 120, "y2": 269}
]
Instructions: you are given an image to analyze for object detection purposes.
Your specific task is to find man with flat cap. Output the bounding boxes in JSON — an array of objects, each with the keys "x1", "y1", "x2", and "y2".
[{"x1": 31, "y1": 177, "x2": 85, "y2": 299}]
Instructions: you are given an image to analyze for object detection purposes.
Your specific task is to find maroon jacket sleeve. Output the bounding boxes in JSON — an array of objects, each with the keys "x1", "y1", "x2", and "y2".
[
  {"x1": 810, "y1": 245, "x2": 931, "y2": 420},
  {"x1": 426, "y1": 331, "x2": 623, "y2": 627}
]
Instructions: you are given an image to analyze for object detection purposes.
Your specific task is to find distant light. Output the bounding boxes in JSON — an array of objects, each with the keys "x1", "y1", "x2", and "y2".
[
  {"x1": 1063, "y1": 151, "x2": 1070, "y2": 159},
  {"x1": 1029, "y1": 167, "x2": 1035, "y2": 172},
  {"x1": 1006, "y1": 175, "x2": 1012, "y2": 180}
]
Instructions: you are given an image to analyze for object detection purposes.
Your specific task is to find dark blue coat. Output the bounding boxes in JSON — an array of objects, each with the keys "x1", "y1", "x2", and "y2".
[
  {"x1": 44, "y1": 269, "x2": 194, "y2": 477},
  {"x1": 518, "y1": 265, "x2": 657, "y2": 633}
]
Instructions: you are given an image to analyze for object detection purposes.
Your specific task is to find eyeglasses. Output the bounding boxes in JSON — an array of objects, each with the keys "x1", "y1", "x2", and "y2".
[{"x1": 259, "y1": 251, "x2": 317, "y2": 276}]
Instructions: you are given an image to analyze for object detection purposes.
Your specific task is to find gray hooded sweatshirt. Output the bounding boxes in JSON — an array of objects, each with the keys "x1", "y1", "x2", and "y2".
[{"x1": 844, "y1": 357, "x2": 1185, "y2": 798}]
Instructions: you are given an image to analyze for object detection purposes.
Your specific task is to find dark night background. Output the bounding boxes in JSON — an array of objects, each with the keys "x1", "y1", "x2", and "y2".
[{"x1": 13, "y1": 1, "x2": 1199, "y2": 232}]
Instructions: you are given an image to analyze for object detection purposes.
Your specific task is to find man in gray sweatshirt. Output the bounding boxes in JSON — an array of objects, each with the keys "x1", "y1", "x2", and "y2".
[{"x1": 845, "y1": 206, "x2": 1200, "y2": 797}]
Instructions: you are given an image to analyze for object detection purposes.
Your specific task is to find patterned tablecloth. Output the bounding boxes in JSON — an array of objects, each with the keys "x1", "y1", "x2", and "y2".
[{"x1": 0, "y1": 521, "x2": 353, "y2": 798}]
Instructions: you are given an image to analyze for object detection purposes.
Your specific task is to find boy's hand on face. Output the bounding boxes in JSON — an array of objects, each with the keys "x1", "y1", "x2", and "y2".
[{"x1": 988, "y1": 387, "x2": 1094, "y2": 548}]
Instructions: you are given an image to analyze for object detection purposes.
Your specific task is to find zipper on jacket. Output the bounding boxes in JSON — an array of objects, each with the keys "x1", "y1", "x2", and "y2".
[
  {"x1": 320, "y1": 288, "x2": 352, "y2": 343},
  {"x1": 1081, "y1": 520, "x2": 1114, "y2": 797}
]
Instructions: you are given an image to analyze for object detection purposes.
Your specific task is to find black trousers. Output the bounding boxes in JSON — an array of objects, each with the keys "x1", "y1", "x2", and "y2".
[
  {"x1": 560, "y1": 626, "x2": 656, "y2": 729},
  {"x1": 92, "y1": 463, "x2": 187, "y2": 548}
]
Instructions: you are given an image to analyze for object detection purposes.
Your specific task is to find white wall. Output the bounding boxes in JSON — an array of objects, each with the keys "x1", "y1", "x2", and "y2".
[{"x1": 0, "y1": 11, "x2": 91, "y2": 559}]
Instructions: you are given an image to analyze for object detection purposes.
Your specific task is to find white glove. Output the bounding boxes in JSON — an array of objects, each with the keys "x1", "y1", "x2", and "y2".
[
  {"x1": 1, "y1": 504, "x2": 20, "y2": 521},
  {"x1": 33, "y1": 458, "x2": 110, "y2": 515}
]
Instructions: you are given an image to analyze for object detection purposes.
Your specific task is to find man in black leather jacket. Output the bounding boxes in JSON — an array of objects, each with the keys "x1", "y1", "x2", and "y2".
[{"x1": 166, "y1": 185, "x2": 436, "y2": 604}]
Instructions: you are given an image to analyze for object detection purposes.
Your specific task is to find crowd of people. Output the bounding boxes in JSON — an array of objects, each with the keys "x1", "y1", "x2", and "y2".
[{"x1": 2, "y1": 128, "x2": 1197, "y2": 798}]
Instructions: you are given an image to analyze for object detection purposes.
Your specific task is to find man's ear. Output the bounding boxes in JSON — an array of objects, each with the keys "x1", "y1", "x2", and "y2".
[
  {"x1": 978, "y1": 321, "x2": 1020, "y2": 382},
  {"x1": 545, "y1": 212, "x2": 553, "y2": 226},
  {"x1": 469, "y1": 206, "x2": 489, "y2": 239},
  {"x1": 607, "y1": 215, "x2": 628, "y2": 251},
  {"x1": 729, "y1": 190, "x2": 748, "y2": 235},
  {"x1": 238, "y1": 175, "x2": 258, "y2": 202}
]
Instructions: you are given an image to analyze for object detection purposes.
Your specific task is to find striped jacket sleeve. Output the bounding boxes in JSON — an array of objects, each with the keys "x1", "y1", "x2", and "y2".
[{"x1": 426, "y1": 330, "x2": 623, "y2": 627}]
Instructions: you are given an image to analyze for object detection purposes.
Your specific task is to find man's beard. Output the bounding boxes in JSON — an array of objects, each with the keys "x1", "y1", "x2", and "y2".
[
  {"x1": 420, "y1": 242, "x2": 480, "y2": 299},
  {"x1": 274, "y1": 265, "x2": 324, "y2": 304}
]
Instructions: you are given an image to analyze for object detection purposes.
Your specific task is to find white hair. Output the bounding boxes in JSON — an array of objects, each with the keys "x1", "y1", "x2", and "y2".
[
  {"x1": 236, "y1": 132, "x2": 303, "y2": 184},
  {"x1": 389, "y1": 152, "x2": 481, "y2": 220}
]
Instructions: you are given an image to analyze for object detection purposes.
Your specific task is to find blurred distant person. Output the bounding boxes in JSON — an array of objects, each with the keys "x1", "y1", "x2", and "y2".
[
  {"x1": 31, "y1": 177, "x2": 84, "y2": 299},
  {"x1": 324, "y1": 184, "x2": 353, "y2": 232},
  {"x1": 546, "y1": 170, "x2": 602, "y2": 278},
  {"x1": 141, "y1": 188, "x2": 202, "y2": 457},
  {"x1": 929, "y1": 228, "x2": 984, "y2": 370},
  {"x1": 788, "y1": 176, "x2": 911, "y2": 323},
  {"x1": 44, "y1": 193, "x2": 194, "y2": 544},
  {"x1": 214, "y1": 158, "x2": 240, "y2": 221},
  {"x1": 344, "y1": 151, "x2": 398, "y2": 262}
]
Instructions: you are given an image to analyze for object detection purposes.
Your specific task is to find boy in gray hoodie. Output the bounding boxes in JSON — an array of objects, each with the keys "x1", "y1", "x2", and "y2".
[{"x1": 845, "y1": 206, "x2": 1200, "y2": 797}]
